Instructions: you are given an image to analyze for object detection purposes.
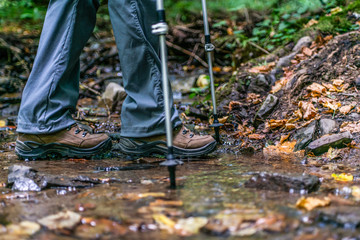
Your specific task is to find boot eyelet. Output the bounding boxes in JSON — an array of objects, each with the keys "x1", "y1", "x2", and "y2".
[
  {"x1": 182, "y1": 129, "x2": 188, "y2": 135},
  {"x1": 82, "y1": 132, "x2": 87, "y2": 137},
  {"x1": 75, "y1": 129, "x2": 80, "y2": 134},
  {"x1": 189, "y1": 133, "x2": 194, "y2": 138}
]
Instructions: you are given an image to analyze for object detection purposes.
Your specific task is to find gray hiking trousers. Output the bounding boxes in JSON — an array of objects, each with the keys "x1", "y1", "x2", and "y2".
[{"x1": 17, "y1": 0, "x2": 181, "y2": 137}]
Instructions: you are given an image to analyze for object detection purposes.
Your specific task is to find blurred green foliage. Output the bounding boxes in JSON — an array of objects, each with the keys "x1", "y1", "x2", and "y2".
[{"x1": 0, "y1": 0, "x2": 359, "y2": 57}]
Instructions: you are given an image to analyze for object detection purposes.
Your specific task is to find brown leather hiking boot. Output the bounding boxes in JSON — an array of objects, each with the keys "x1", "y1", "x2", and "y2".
[
  {"x1": 115, "y1": 125, "x2": 216, "y2": 157},
  {"x1": 15, "y1": 124, "x2": 112, "y2": 159}
]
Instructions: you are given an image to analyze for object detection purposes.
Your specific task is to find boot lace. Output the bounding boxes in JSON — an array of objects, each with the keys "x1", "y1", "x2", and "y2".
[{"x1": 67, "y1": 124, "x2": 88, "y2": 137}]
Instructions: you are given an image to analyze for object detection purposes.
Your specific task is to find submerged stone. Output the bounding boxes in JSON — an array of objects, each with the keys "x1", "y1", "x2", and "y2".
[
  {"x1": 306, "y1": 132, "x2": 352, "y2": 155},
  {"x1": 244, "y1": 172, "x2": 320, "y2": 193},
  {"x1": 319, "y1": 206, "x2": 360, "y2": 228}
]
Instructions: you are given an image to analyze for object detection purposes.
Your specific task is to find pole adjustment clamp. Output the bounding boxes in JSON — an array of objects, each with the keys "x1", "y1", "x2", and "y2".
[
  {"x1": 152, "y1": 22, "x2": 168, "y2": 35},
  {"x1": 205, "y1": 43, "x2": 215, "y2": 52}
]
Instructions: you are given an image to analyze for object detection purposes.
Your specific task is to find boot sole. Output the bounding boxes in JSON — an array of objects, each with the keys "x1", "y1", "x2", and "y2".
[
  {"x1": 114, "y1": 137, "x2": 217, "y2": 158},
  {"x1": 15, "y1": 138, "x2": 112, "y2": 160}
]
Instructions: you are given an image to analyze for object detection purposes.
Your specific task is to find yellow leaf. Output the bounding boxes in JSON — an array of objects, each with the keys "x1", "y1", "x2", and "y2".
[
  {"x1": 0, "y1": 120, "x2": 5, "y2": 127},
  {"x1": 296, "y1": 197, "x2": 331, "y2": 211},
  {"x1": 153, "y1": 214, "x2": 176, "y2": 232},
  {"x1": 332, "y1": 173, "x2": 353, "y2": 182},
  {"x1": 196, "y1": 74, "x2": 209, "y2": 88}
]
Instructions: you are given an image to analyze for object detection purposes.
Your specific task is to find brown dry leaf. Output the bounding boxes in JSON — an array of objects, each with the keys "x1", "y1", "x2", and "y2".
[
  {"x1": 340, "y1": 121, "x2": 360, "y2": 133},
  {"x1": 319, "y1": 98, "x2": 341, "y2": 112},
  {"x1": 339, "y1": 103, "x2": 355, "y2": 115},
  {"x1": 306, "y1": 83, "x2": 326, "y2": 97},
  {"x1": 263, "y1": 141, "x2": 304, "y2": 161},
  {"x1": 285, "y1": 123, "x2": 296, "y2": 131},
  {"x1": 296, "y1": 197, "x2": 331, "y2": 211},
  {"x1": 248, "y1": 62, "x2": 275, "y2": 74},
  {"x1": 298, "y1": 101, "x2": 317, "y2": 120},
  {"x1": 322, "y1": 82, "x2": 337, "y2": 92},
  {"x1": 280, "y1": 134, "x2": 290, "y2": 144},
  {"x1": 333, "y1": 79, "x2": 344, "y2": 87},
  {"x1": 149, "y1": 199, "x2": 183, "y2": 207},
  {"x1": 304, "y1": 19, "x2": 318, "y2": 28},
  {"x1": 75, "y1": 218, "x2": 127, "y2": 238},
  {"x1": 228, "y1": 101, "x2": 242, "y2": 112},
  {"x1": 248, "y1": 134, "x2": 266, "y2": 140},
  {"x1": 38, "y1": 210, "x2": 81, "y2": 230},
  {"x1": 267, "y1": 119, "x2": 288, "y2": 129},
  {"x1": 121, "y1": 192, "x2": 166, "y2": 201},
  {"x1": 302, "y1": 47, "x2": 313, "y2": 57},
  {"x1": 246, "y1": 93, "x2": 261, "y2": 104}
]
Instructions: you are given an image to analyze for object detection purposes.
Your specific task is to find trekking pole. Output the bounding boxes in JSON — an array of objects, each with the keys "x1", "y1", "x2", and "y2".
[
  {"x1": 201, "y1": 0, "x2": 223, "y2": 142},
  {"x1": 152, "y1": 0, "x2": 183, "y2": 189}
]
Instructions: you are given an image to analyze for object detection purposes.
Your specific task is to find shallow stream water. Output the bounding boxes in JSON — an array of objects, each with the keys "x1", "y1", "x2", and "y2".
[{"x1": 0, "y1": 145, "x2": 359, "y2": 239}]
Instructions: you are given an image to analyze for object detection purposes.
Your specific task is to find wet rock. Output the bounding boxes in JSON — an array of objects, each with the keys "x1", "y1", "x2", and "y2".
[
  {"x1": 8, "y1": 165, "x2": 41, "y2": 191},
  {"x1": 292, "y1": 36, "x2": 312, "y2": 52},
  {"x1": 294, "y1": 121, "x2": 317, "y2": 151},
  {"x1": 355, "y1": 76, "x2": 360, "y2": 87},
  {"x1": 248, "y1": 74, "x2": 271, "y2": 93},
  {"x1": 276, "y1": 52, "x2": 297, "y2": 69},
  {"x1": 319, "y1": 118, "x2": 337, "y2": 136},
  {"x1": 319, "y1": 206, "x2": 360, "y2": 228},
  {"x1": 306, "y1": 132, "x2": 353, "y2": 155},
  {"x1": 188, "y1": 106, "x2": 208, "y2": 120},
  {"x1": 255, "y1": 94, "x2": 278, "y2": 120},
  {"x1": 7, "y1": 165, "x2": 102, "y2": 191},
  {"x1": 244, "y1": 172, "x2": 320, "y2": 193},
  {"x1": 348, "y1": 112, "x2": 360, "y2": 121}
]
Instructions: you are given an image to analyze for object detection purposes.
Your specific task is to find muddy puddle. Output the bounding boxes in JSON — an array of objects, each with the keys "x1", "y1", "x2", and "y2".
[{"x1": 0, "y1": 144, "x2": 359, "y2": 239}]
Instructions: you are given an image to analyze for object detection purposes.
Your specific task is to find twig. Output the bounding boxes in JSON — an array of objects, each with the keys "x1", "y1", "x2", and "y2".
[
  {"x1": 0, "y1": 37, "x2": 30, "y2": 74},
  {"x1": 187, "y1": 43, "x2": 200, "y2": 66},
  {"x1": 166, "y1": 41, "x2": 208, "y2": 68},
  {"x1": 248, "y1": 41, "x2": 270, "y2": 55}
]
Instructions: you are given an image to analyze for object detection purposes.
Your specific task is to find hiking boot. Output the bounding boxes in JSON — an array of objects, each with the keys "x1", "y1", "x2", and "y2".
[
  {"x1": 15, "y1": 124, "x2": 112, "y2": 159},
  {"x1": 116, "y1": 125, "x2": 216, "y2": 157}
]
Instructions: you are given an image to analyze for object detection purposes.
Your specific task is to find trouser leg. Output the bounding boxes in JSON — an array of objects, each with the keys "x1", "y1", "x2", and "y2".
[
  {"x1": 17, "y1": 0, "x2": 99, "y2": 134},
  {"x1": 108, "y1": 0, "x2": 181, "y2": 138}
]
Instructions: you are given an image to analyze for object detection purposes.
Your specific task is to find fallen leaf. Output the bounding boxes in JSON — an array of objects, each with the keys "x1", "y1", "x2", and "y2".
[
  {"x1": 296, "y1": 197, "x2": 331, "y2": 211},
  {"x1": 298, "y1": 101, "x2": 317, "y2": 120},
  {"x1": 153, "y1": 214, "x2": 176, "y2": 233},
  {"x1": 6, "y1": 221, "x2": 40, "y2": 237},
  {"x1": 248, "y1": 62, "x2": 275, "y2": 73},
  {"x1": 304, "y1": 19, "x2": 318, "y2": 28},
  {"x1": 75, "y1": 218, "x2": 127, "y2": 238},
  {"x1": 280, "y1": 134, "x2": 290, "y2": 144},
  {"x1": 332, "y1": 79, "x2": 344, "y2": 87},
  {"x1": 339, "y1": 105, "x2": 354, "y2": 115},
  {"x1": 248, "y1": 134, "x2": 265, "y2": 140},
  {"x1": 174, "y1": 217, "x2": 208, "y2": 236},
  {"x1": 302, "y1": 47, "x2": 313, "y2": 57},
  {"x1": 306, "y1": 83, "x2": 326, "y2": 97},
  {"x1": 267, "y1": 119, "x2": 287, "y2": 129},
  {"x1": 322, "y1": 82, "x2": 337, "y2": 92},
  {"x1": 196, "y1": 74, "x2": 209, "y2": 88},
  {"x1": 38, "y1": 210, "x2": 81, "y2": 230},
  {"x1": 149, "y1": 199, "x2": 183, "y2": 207},
  {"x1": 331, "y1": 173, "x2": 353, "y2": 182},
  {"x1": 351, "y1": 186, "x2": 360, "y2": 200},
  {"x1": 120, "y1": 192, "x2": 166, "y2": 201}
]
